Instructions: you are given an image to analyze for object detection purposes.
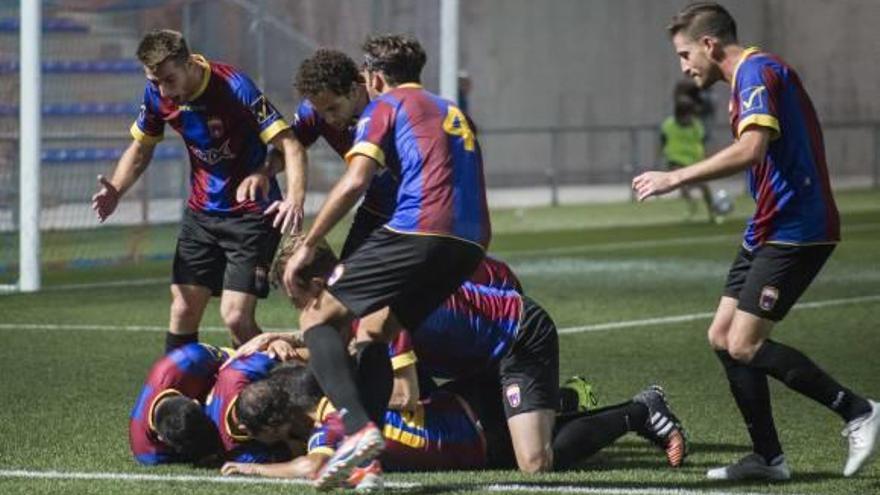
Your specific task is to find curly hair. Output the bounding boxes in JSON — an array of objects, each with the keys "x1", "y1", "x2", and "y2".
[
  {"x1": 362, "y1": 33, "x2": 426, "y2": 86},
  {"x1": 236, "y1": 364, "x2": 322, "y2": 437},
  {"x1": 136, "y1": 29, "x2": 190, "y2": 70},
  {"x1": 294, "y1": 48, "x2": 361, "y2": 99},
  {"x1": 269, "y1": 234, "x2": 339, "y2": 289}
]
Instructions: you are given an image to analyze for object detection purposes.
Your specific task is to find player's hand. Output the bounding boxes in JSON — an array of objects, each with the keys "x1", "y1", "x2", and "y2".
[
  {"x1": 632, "y1": 170, "x2": 679, "y2": 201},
  {"x1": 222, "y1": 332, "x2": 280, "y2": 367},
  {"x1": 264, "y1": 199, "x2": 304, "y2": 235},
  {"x1": 266, "y1": 339, "x2": 306, "y2": 362},
  {"x1": 283, "y1": 244, "x2": 316, "y2": 305},
  {"x1": 91, "y1": 175, "x2": 119, "y2": 222},
  {"x1": 236, "y1": 173, "x2": 270, "y2": 203},
  {"x1": 221, "y1": 461, "x2": 261, "y2": 476}
]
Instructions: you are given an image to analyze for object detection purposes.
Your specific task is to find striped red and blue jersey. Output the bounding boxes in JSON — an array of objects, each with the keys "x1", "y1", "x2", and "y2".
[
  {"x1": 129, "y1": 343, "x2": 228, "y2": 465},
  {"x1": 291, "y1": 99, "x2": 398, "y2": 219},
  {"x1": 308, "y1": 390, "x2": 486, "y2": 471},
  {"x1": 729, "y1": 48, "x2": 840, "y2": 251},
  {"x1": 131, "y1": 55, "x2": 289, "y2": 215},
  {"x1": 203, "y1": 352, "x2": 287, "y2": 463},
  {"x1": 412, "y1": 257, "x2": 523, "y2": 379},
  {"x1": 345, "y1": 84, "x2": 491, "y2": 249}
]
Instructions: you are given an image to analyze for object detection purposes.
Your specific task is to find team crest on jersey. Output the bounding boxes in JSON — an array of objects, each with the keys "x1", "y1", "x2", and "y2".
[
  {"x1": 327, "y1": 264, "x2": 345, "y2": 287},
  {"x1": 740, "y1": 85, "x2": 767, "y2": 112},
  {"x1": 759, "y1": 285, "x2": 779, "y2": 311},
  {"x1": 250, "y1": 95, "x2": 275, "y2": 124},
  {"x1": 505, "y1": 383, "x2": 522, "y2": 408},
  {"x1": 207, "y1": 117, "x2": 225, "y2": 139}
]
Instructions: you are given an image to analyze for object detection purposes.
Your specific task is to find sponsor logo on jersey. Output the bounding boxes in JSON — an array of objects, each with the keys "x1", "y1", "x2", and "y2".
[
  {"x1": 740, "y1": 85, "x2": 766, "y2": 112},
  {"x1": 190, "y1": 139, "x2": 235, "y2": 165},
  {"x1": 759, "y1": 285, "x2": 779, "y2": 311}
]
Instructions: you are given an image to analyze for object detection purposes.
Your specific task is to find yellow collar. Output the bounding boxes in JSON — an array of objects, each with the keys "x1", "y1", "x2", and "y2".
[
  {"x1": 188, "y1": 54, "x2": 212, "y2": 101},
  {"x1": 148, "y1": 388, "x2": 182, "y2": 433},
  {"x1": 731, "y1": 46, "x2": 760, "y2": 89},
  {"x1": 396, "y1": 83, "x2": 423, "y2": 89}
]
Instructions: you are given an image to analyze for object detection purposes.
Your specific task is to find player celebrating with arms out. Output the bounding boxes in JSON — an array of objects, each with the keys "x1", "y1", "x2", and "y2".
[
  {"x1": 91, "y1": 30, "x2": 308, "y2": 352},
  {"x1": 277, "y1": 34, "x2": 491, "y2": 489},
  {"x1": 633, "y1": 2, "x2": 879, "y2": 481}
]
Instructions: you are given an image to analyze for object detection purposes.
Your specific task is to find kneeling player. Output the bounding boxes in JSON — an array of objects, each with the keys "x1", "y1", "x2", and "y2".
[{"x1": 129, "y1": 343, "x2": 227, "y2": 465}]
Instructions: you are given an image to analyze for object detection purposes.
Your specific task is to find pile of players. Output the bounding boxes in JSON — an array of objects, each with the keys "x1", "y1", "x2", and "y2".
[
  {"x1": 123, "y1": 32, "x2": 687, "y2": 489},
  {"x1": 116, "y1": 2, "x2": 880, "y2": 491}
]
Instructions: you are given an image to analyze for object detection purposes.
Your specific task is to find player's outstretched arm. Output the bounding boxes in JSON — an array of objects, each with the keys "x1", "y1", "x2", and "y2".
[
  {"x1": 91, "y1": 139, "x2": 155, "y2": 222},
  {"x1": 632, "y1": 127, "x2": 770, "y2": 202},
  {"x1": 221, "y1": 453, "x2": 328, "y2": 479},
  {"x1": 264, "y1": 129, "x2": 308, "y2": 234}
]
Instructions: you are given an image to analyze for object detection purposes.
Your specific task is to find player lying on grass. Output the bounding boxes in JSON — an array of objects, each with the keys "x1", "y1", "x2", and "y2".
[
  {"x1": 129, "y1": 343, "x2": 228, "y2": 465},
  {"x1": 220, "y1": 364, "x2": 686, "y2": 486},
  {"x1": 234, "y1": 236, "x2": 688, "y2": 473}
]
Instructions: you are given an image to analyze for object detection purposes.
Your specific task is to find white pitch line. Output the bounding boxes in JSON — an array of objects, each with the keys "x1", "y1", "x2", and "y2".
[
  {"x1": 485, "y1": 484, "x2": 808, "y2": 495},
  {"x1": 558, "y1": 293, "x2": 880, "y2": 334},
  {"x1": 0, "y1": 469, "x2": 803, "y2": 495},
  {"x1": 0, "y1": 469, "x2": 421, "y2": 488},
  {"x1": 1, "y1": 294, "x2": 878, "y2": 336}
]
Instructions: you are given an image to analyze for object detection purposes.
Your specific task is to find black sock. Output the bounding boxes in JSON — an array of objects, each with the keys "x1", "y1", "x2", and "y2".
[
  {"x1": 552, "y1": 401, "x2": 646, "y2": 470},
  {"x1": 304, "y1": 325, "x2": 370, "y2": 435},
  {"x1": 716, "y1": 350, "x2": 783, "y2": 462},
  {"x1": 354, "y1": 341, "x2": 393, "y2": 429},
  {"x1": 750, "y1": 340, "x2": 872, "y2": 422},
  {"x1": 165, "y1": 331, "x2": 198, "y2": 354}
]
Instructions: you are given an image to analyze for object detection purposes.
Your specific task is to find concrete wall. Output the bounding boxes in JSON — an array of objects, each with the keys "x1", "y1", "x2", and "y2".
[{"x1": 199, "y1": 0, "x2": 880, "y2": 185}]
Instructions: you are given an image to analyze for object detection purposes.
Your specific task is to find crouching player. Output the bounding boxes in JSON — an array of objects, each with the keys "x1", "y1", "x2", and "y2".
[
  {"x1": 220, "y1": 365, "x2": 686, "y2": 484},
  {"x1": 129, "y1": 343, "x2": 227, "y2": 465}
]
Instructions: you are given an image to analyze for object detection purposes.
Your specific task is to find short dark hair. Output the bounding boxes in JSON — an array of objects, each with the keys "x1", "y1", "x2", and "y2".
[
  {"x1": 237, "y1": 364, "x2": 321, "y2": 437},
  {"x1": 154, "y1": 395, "x2": 221, "y2": 461},
  {"x1": 667, "y1": 2, "x2": 737, "y2": 44},
  {"x1": 270, "y1": 234, "x2": 339, "y2": 289},
  {"x1": 137, "y1": 29, "x2": 190, "y2": 70},
  {"x1": 294, "y1": 48, "x2": 361, "y2": 99},
  {"x1": 362, "y1": 33, "x2": 426, "y2": 86}
]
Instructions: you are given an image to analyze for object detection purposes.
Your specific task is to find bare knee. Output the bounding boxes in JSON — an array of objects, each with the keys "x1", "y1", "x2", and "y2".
[
  {"x1": 727, "y1": 338, "x2": 761, "y2": 363},
  {"x1": 517, "y1": 449, "x2": 553, "y2": 474},
  {"x1": 170, "y1": 291, "x2": 200, "y2": 322},
  {"x1": 221, "y1": 306, "x2": 254, "y2": 334}
]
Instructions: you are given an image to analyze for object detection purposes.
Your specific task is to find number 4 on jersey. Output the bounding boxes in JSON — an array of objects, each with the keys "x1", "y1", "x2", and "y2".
[{"x1": 443, "y1": 106, "x2": 475, "y2": 151}]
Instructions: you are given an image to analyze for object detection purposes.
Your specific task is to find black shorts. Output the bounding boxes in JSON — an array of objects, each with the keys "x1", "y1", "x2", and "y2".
[
  {"x1": 327, "y1": 227, "x2": 485, "y2": 330},
  {"x1": 499, "y1": 296, "x2": 560, "y2": 419},
  {"x1": 339, "y1": 207, "x2": 388, "y2": 260},
  {"x1": 172, "y1": 208, "x2": 281, "y2": 298},
  {"x1": 723, "y1": 243, "x2": 835, "y2": 321}
]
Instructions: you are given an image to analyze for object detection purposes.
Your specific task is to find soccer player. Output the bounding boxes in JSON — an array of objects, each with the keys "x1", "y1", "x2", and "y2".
[
  {"x1": 633, "y1": 2, "x2": 880, "y2": 480},
  {"x1": 220, "y1": 365, "x2": 686, "y2": 483},
  {"x1": 276, "y1": 34, "x2": 491, "y2": 488},
  {"x1": 203, "y1": 350, "x2": 297, "y2": 463},
  {"x1": 129, "y1": 343, "x2": 227, "y2": 465},
  {"x1": 90, "y1": 29, "x2": 308, "y2": 352}
]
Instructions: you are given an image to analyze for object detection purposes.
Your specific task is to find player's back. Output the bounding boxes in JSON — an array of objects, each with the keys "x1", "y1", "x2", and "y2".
[
  {"x1": 413, "y1": 257, "x2": 523, "y2": 378},
  {"x1": 348, "y1": 85, "x2": 491, "y2": 248}
]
